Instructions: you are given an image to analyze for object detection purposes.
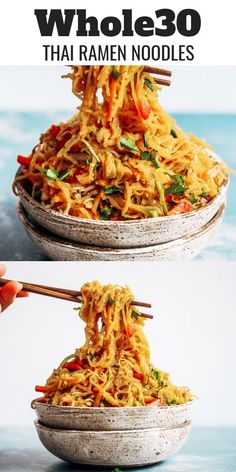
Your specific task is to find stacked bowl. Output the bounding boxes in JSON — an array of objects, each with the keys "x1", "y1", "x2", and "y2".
[
  {"x1": 34, "y1": 401, "x2": 193, "y2": 467},
  {"x1": 16, "y1": 165, "x2": 228, "y2": 261}
]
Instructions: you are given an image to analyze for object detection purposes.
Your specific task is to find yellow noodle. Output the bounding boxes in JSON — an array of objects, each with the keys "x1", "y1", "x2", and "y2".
[
  {"x1": 34, "y1": 281, "x2": 193, "y2": 407},
  {"x1": 15, "y1": 66, "x2": 227, "y2": 220}
]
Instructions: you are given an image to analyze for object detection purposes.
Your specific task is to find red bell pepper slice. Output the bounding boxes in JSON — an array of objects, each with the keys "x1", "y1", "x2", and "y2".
[
  {"x1": 50, "y1": 124, "x2": 60, "y2": 138},
  {"x1": 70, "y1": 144, "x2": 79, "y2": 152},
  {"x1": 133, "y1": 372, "x2": 144, "y2": 382},
  {"x1": 17, "y1": 155, "x2": 32, "y2": 166},
  {"x1": 137, "y1": 100, "x2": 151, "y2": 120},
  {"x1": 35, "y1": 385, "x2": 48, "y2": 393},
  {"x1": 63, "y1": 359, "x2": 84, "y2": 371}
]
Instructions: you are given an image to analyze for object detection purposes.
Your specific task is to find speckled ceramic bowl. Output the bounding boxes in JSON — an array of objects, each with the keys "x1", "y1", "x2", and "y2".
[
  {"x1": 35, "y1": 420, "x2": 192, "y2": 467},
  {"x1": 15, "y1": 159, "x2": 228, "y2": 249},
  {"x1": 18, "y1": 202, "x2": 225, "y2": 261},
  {"x1": 34, "y1": 401, "x2": 193, "y2": 431}
]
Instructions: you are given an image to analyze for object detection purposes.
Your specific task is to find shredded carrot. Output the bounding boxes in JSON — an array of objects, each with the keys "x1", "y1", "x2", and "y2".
[
  {"x1": 15, "y1": 66, "x2": 227, "y2": 221},
  {"x1": 93, "y1": 390, "x2": 103, "y2": 407},
  {"x1": 35, "y1": 385, "x2": 48, "y2": 393},
  {"x1": 107, "y1": 76, "x2": 117, "y2": 121}
]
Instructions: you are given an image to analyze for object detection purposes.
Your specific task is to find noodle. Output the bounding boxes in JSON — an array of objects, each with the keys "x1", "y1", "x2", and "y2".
[
  {"x1": 15, "y1": 66, "x2": 227, "y2": 220},
  {"x1": 33, "y1": 281, "x2": 193, "y2": 407}
]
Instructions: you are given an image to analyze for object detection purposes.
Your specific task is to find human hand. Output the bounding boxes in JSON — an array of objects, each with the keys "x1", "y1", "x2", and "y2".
[{"x1": 0, "y1": 265, "x2": 29, "y2": 313}]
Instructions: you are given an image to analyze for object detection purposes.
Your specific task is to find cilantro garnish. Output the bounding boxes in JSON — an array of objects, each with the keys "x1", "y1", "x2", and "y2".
[
  {"x1": 112, "y1": 67, "x2": 121, "y2": 81},
  {"x1": 189, "y1": 194, "x2": 197, "y2": 204},
  {"x1": 99, "y1": 208, "x2": 111, "y2": 220},
  {"x1": 144, "y1": 78, "x2": 154, "y2": 91},
  {"x1": 120, "y1": 137, "x2": 139, "y2": 153},
  {"x1": 140, "y1": 151, "x2": 159, "y2": 169},
  {"x1": 36, "y1": 166, "x2": 70, "y2": 181},
  {"x1": 165, "y1": 174, "x2": 187, "y2": 196},
  {"x1": 131, "y1": 310, "x2": 140, "y2": 320},
  {"x1": 103, "y1": 186, "x2": 123, "y2": 195},
  {"x1": 171, "y1": 129, "x2": 178, "y2": 138},
  {"x1": 108, "y1": 295, "x2": 115, "y2": 306},
  {"x1": 152, "y1": 368, "x2": 161, "y2": 382},
  {"x1": 143, "y1": 133, "x2": 149, "y2": 148}
]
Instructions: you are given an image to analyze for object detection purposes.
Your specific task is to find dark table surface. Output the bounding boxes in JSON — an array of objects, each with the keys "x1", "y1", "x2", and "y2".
[
  {"x1": 0, "y1": 427, "x2": 236, "y2": 472},
  {"x1": 0, "y1": 112, "x2": 236, "y2": 261}
]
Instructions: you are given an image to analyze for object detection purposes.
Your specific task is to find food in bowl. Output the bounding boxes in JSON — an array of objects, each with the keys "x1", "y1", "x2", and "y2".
[
  {"x1": 32, "y1": 281, "x2": 193, "y2": 408},
  {"x1": 14, "y1": 66, "x2": 227, "y2": 221}
]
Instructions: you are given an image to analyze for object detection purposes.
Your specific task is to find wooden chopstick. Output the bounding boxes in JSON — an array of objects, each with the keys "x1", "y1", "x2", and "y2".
[
  {"x1": 143, "y1": 66, "x2": 172, "y2": 86},
  {"x1": 154, "y1": 78, "x2": 171, "y2": 87},
  {"x1": 143, "y1": 66, "x2": 172, "y2": 77},
  {"x1": 0, "y1": 279, "x2": 79, "y2": 303},
  {"x1": 0, "y1": 278, "x2": 153, "y2": 319}
]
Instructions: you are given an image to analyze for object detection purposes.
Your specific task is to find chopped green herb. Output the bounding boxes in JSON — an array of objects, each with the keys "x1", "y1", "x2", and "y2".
[
  {"x1": 189, "y1": 194, "x2": 197, "y2": 204},
  {"x1": 165, "y1": 174, "x2": 187, "y2": 197},
  {"x1": 103, "y1": 186, "x2": 123, "y2": 195},
  {"x1": 131, "y1": 310, "x2": 140, "y2": 320},
  {"x1": 165, "y1": 183, "x2": 187, "y2": 197},
  {"x1": 140, "y1": 151, "x2": 150, "y2": 160},
  {"x1": 120, "y1": 136, "x2": 139, "y2": 153},
  {"x1": 59, "y1": 170, "x2": 71, "y2": 181},
  {"x1": 36, "y1": 166, "x2": 71, "y2": 181},
  {"x1": 155, "y1": 180, "x2": 168, "y2": 215},
  {"x1": 108, "y1": 295, "x2": 115, "y2": 306},
  {"x1": 171, "y1": 128, "x2": 178, "y2": 138},
  {"x1": 143, "y1": 133, "x2": 149, "y2": 148},
  {"x1": 87, "y1": 353, "x2": 94, "y2": 361},
  {"x1": 166, "y1": 173, "x2": 184, "y2": 185},
  {"x1": 36, "y1": 166, "x2": 59, "y2": 180},
  {"x1": 86, "y1": 158, "x2": 91, "y2": 165},
  {"x1": 112, "y1": 67, "x2": 121, "y2": 81},
  {"x1": 46, "y1": 168, "x2": 58, "y2": 180},
  {"x1": 174, "y1": 174, "x2": 184, "y2": 185},
  {"x1": 200, "y1": 191, "x2": 208, "y2": 199},
  {"x1": 140, "y1": 151, "x2": 159, "y2": 169},
  {"x1": 149, "y1": 209, "x2": 159, "y2": 218},
  {"x1": 152, "y1": 368, "x2": 161, "y2": 382},
  {"x1": 144, "y1": 78, "x2": 154, "y2": 91},
  {"x1": 149, "y1": 156, "x2": 159, "y2": 169},
  {"x1": 99, "y1": 208, "x2": 111, "y2": 220}
]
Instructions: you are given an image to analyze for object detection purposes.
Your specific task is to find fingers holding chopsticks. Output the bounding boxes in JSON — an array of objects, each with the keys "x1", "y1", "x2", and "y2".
[{"x1": 0, "y1": 264, "x2": 29, "y2": 313}]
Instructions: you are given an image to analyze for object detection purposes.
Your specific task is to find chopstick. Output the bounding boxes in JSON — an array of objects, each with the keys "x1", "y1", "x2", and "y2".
[
  {"x1": 143, "y1": 66, "x2": 172, "y2": 77},
  {"x1": 67, "y1": 65, "x2": 172, "y2": 86},
  {"x1": 143, "y1": 66, "x2": 172, "y2": 87},
  {"x1": 0, "y1": 278, "x2": 153, "y2": 320}
]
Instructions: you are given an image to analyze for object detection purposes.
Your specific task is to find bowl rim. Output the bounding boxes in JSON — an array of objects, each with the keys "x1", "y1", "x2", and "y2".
[
  {"x1": 18, "y1": 202, "x2": 225, "y2": 254},
  {"x1": 34, "y1": 419, "x2": 192, "y2": 434},
  {"x1": 15, "y1": 164, "x2": 229, "y2": 227},
  {"x1": 34, "y1": 399, "x2": 195, "y2": 413}
]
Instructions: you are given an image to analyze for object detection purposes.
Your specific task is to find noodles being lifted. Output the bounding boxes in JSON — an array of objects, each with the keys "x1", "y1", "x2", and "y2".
[
  {"x1": 33, "y1": 281, "x2": 193, "y2": 407},
  {"x1": 15, "y1": 66, "x2": 227, "y2": 220}
]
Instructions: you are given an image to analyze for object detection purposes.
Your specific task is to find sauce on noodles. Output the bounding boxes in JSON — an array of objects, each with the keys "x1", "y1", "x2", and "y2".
[
  {"x1": 33, "y1": 281, "x2": 193, "y2": 407},
  {"x1": 15, "y1": 66, "x2": 227, "y2": 220}
]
